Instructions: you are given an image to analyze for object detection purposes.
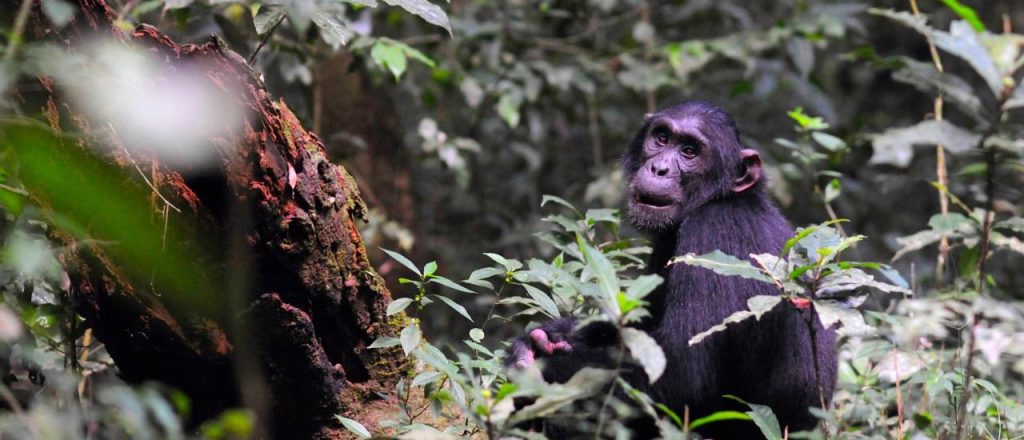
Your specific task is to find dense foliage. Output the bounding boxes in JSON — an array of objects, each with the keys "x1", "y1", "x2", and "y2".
[{"x1": 1, "y1": 0, "x2": 1023, "y2": 438}]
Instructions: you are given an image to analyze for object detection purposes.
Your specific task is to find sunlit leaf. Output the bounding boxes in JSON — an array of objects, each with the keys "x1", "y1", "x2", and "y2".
[
  {"x1": 335, "y1": 416, "x2": 371, "y2": 439},
  {"x1": 400, "y1": 323, "x2": 422, "y2": 355},
  {"x1": 381, "y1": 248, "x2": 422, "y2": 276},
  {"x1": 429, "y1": 275, "x2": 475, "y2": 294},
  {"x1": 689, "y1": 296, "x2": 781, "y2": 345},
  {"x1": 669, "y1": 251, "x2": 771, "y2": 284},
  {"x1": 368, "y1": 336, "x2": 400, "y2": 349},
  {"x1": 381, "y1": 0, "x2": 451, "y2": 34},
  {"x1": 312, "y1": 11, "x2": 354, "y2": 49},
  {"x1": 387, "y1": 298, "x2": 414, "y2": 316},
  {"x1": 254, "y1": 5, "x2": 285, "y2": 34}
]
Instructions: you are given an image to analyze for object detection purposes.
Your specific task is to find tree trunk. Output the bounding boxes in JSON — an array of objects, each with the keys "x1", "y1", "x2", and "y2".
[{"x1": 18, "y1": 1, "x2": 406, "y2": 438}]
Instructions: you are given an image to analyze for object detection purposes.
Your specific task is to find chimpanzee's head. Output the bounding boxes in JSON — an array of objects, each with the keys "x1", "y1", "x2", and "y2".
[{"x1": 623, "y1": 102, "x2": 763, "y2": 233}]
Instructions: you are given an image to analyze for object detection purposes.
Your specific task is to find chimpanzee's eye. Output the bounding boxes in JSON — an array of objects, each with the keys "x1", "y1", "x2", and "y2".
[
  {"x1": 653, "y1": 130, "x2": 670, "y2": 146},
  {"x1": 681, "y1": 145, "x2": 699, "y2": 158}
]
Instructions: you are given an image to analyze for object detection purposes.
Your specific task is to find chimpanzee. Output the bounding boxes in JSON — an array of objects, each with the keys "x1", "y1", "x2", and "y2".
[{"x1": 510, "y1": 102, "x2": 838, "y2": 439}]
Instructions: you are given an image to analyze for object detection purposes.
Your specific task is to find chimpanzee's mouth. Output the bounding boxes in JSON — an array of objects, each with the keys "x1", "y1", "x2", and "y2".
[{"x1": 633, "y1": 192, "x2": 674, "y2": 208}]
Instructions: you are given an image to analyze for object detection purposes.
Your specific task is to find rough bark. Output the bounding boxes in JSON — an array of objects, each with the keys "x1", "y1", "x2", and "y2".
[{"x1": 19, "y1": 1, "x2": 406, "y2": 438}]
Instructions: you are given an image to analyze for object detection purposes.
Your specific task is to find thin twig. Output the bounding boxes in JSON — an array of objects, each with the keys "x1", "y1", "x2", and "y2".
[
  {"x1": 248, "y1": 14, "x2": 287, "y2": 65},
  {"x1": 3, "y1": 0, "x2": 35, "y2": 62},
  {"x1": 109, "y1": 124, "x2": 182, "y2": 213}
]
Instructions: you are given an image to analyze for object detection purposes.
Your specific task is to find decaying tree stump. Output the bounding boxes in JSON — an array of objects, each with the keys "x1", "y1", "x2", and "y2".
[{"x1": 14, "y1": 1, "x2": 407, "y2": 437}]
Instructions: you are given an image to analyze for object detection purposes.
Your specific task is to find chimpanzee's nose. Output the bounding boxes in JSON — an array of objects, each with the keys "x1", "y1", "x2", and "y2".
[{"x1": 650, "y1": 160, "x2": 670, "y2": 177}]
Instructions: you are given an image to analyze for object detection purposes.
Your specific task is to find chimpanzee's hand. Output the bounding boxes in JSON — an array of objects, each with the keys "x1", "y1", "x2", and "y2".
[{"x1": 509, "y1": 318, "x2": 576, "y2": 369}]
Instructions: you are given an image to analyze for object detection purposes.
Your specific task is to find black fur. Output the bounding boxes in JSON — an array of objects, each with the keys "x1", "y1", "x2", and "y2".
[{"x1": 510, "y1": 102, "x2": 838, "y2": 439}]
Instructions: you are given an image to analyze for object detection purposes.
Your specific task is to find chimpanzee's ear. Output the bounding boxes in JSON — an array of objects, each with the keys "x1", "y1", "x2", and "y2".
[
  {"x1": 734, "y1": 149, "x2": 762, "y2": 193},
  {"x1": 643, "y1": 113, "x2": 654, "y2": 123}
]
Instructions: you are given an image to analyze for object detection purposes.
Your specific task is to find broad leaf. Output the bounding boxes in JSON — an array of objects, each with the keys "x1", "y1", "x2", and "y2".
[
  {"x1": 522, "y1": 284, "x2": 561, "y2": 318},
  {"x1": 400, "y1": 323, "x2": 422, "y2": 355},
  {"x1": 689, "y1": 296, "x2": 781, "y2": 345},
  {"x1": 891, "y1": 56, "x2": 986, "y2": 125},
  {"x1": 311, "y1": 10, "x2": 353, "y2": 49},
  {"x1": 335, "y1": 416, "x2": 371, "y2": 439},
  {"x1": 368, "y1": 336, "x2": 400, "y2": 349},
  {"x1": 870, "y1": 120, "x2": 979, "y2": 167},
  {"x1": 622, "y1": 328, "x2": 666, "y2": 383},
  {"x1": 432, "y1": 294, "x2": 474, "y2": 322},
  {"x1": 381, "y1": 0, "x2": 451, "y2": 34},
  {"x1": 873, "y1": 10, "x2": 1003, "y2": 97},
  {"x1": 669, "y1": 251, "x2": 771, "y2": 283},
  {"x1": 430, "y1": 275, "x2": 475, "y2": 293},
  {"x1": 382, "y1": 248, "x2": 422, "y2": 276},
  {"x1": 387, "y1": 297, "x2": 414, "y2": 316},
  {"x1": 580, "y1": 242, "x2": 620, "y2": 314},
  {"x1": 815, "y1": 300, "x2": 872, "y2": 336}
]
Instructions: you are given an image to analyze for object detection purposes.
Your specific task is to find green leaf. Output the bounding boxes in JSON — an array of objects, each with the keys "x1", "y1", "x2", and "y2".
[
  {"x1": 483, "y1": 253, "x2": 522, "y2": 272},
  {"x1": 625, "y1": 274, "x2": 662, "y2": 300},
  {"x1": 381, "y1": 248, "x2": 421, "y2": 276},
  {"x1": 381, "y1": 0, "x2": 451, "y2": 34},
  {"x1": 311, "y1": 11, "x2": 354, "y2": 49},
  {"x1": 508, "y1": 368, "x2": 615, "y2": 424},
  {"x1": 334, "y1": 416, "x2": 371, "y2": 439},
  {"x1": 422, "y1": 261, "x2": 438, "y2": 277},
  {"x1": 400, "y1": 323, "x2": 422, "y2": 355},
  {"x1": 432, "y1": 294, "x2": 474, "y2": 322},
  {"x1": 724, "y1": 396, "x2": 782, "y2": 440},
  {"x1": 522, "y1": 284, "x2": 561, "y2": 318},
  {"x1": 469, "y1": 328, "x2": 484, "y2": 342},
  {"x1": 253, "y1": 5, "x2": 285, "y2": 34},
  {"x1": 497, "y1": 89, "x2": 524, "y2": 128},
  {"x1": 541, "y1": 195, "x2": 582, "y2": 217},
  {"x1": 786, "y1": 107, "x2": 829, "y2": 130},
  {"x1": 580, "y1": 242, "x2": 620, "y2": 314},
  {"x1": 669, "y1": 251, "x2": 771, "y2": 284},
  {"x1": 386, "y1": 298, "x2": 414, "y2": 316},
  {"x1": 812, "y1": 131, "x2": 846, "y2": 152},
  {"x1": 817, "y1": 268, "x2": 910, "y2": 297},
  {"x1": 371, "y1": 40, "x2": 408, "y2": 80},
  {"x1": 688, "y1": 410, "x2": 752, "y2": 430},
  {"x1": 429, "y1": 275, "x2": 475, "y2": 293},
  {"x1": 939, "y1": 0, "x2": 985, "y2": 32},
  {"x1": 823, "y1": 178, "x2": 840, "y2": 203},
  {"x1": 411, "y1": 371, "x2": 442, "y2": 387},
  {"x1": 368, "y1": 336, "x2": 400, "y2": 349},
  {"x1": 2, "y1": 121, "x2": 221, "y2": 313},
  {"x1": 622, "y1": 328, "x2": 666, "y2": 383}
]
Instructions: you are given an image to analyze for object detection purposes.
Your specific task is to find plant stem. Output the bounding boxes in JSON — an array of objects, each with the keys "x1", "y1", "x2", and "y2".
[
  {"x1": 248, "y1": 14, "x2": 287, "y2": 64},
  {"x1": 4, "y1": 0, "x2": 35, "y2": 62},
  {"x1": 908, "y1": 0, "x2": 951, "y2": 282}
]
